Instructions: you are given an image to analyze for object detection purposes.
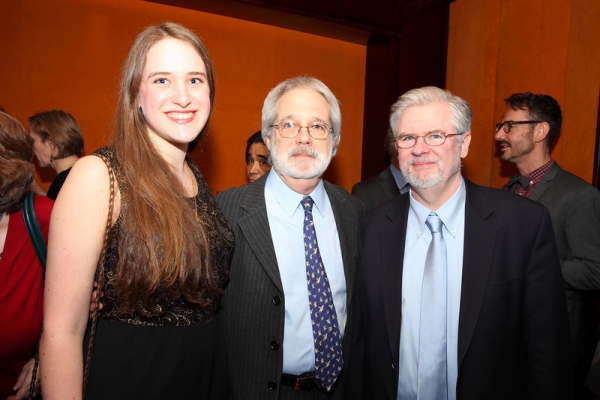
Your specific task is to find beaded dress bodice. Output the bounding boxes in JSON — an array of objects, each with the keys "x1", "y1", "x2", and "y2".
[{"x1": 94, "y1": 147, "x2": 234, "y2": 326}]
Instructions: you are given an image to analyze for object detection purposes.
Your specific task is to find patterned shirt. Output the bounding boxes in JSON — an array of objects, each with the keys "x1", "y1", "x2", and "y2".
[{"x1": 515, "y1": 159, "x2": 554, "y2": 198}]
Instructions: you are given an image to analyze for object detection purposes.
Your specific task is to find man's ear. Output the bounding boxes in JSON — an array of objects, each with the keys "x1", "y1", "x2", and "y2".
[
  {"x1": 264, "y1": 135, "x2": 272, "y2": 151},
  {"x1": 534, "y1": 122, "x2": 550, "y2": 143}
]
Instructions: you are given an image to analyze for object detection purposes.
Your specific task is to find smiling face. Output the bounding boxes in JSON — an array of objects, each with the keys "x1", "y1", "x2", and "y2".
[
  {"x1": 265, "y1": 87, "x2": 334, "y2": 182},
  {"x1": 397, "y1": 101, "x2": 470, "y2": 191},
  {"x1": 246, "y1": 142, "x2": 271, "y2": 182},
  {"x1": 495, "y1": 107, "x2": 536, "y2": 163},
  {"x1": 138, "y1": 37, "x2": 211, "y2": 153}
]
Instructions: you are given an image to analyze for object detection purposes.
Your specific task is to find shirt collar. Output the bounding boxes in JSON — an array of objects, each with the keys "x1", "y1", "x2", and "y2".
[
  {"x1": 524, "y1": 159, "x2": 554, "y2": 184},
  {"x1": 265, "y1": 171, "x2": 327, "y2": 218},
  {"x1": 409, "y1": 176, "x2": 466, "y2": 239}
]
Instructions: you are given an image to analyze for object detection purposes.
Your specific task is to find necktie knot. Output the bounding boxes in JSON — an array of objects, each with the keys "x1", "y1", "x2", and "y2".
[
  {"x1": 425, "y1": 212, "x2": 443, "y2": 234},
  {"x1": 302, "y1": 196, "x2": 314, "y2": 213}
]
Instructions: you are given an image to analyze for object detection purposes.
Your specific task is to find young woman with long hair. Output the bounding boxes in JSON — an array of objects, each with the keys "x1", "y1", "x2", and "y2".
[{"x1": 40, "y1": 22, "x2": 234, "y2": 399}]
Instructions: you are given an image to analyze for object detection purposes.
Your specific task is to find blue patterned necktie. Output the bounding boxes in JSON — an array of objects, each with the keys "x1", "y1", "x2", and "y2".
[
  {"x1": 302, "y1": 196, "x2": 343, "y2": 391},
  {"x1": 417, "y1": 212, "x2": 448, "y2": 399}
]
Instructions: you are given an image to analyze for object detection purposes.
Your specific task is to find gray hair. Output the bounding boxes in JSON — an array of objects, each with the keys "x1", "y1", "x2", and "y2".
[
  {"x1": 389, "y1": 86, "x2": 472, "y2": 143},
  {"x1": 261, "y1": 77, "x2": 341, "y2": 154}
]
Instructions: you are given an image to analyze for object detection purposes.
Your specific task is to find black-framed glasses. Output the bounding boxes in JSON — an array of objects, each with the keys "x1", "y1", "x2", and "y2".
[
  {"x1": 270, "y1": 120, "x2": 332, "y2": 140},
  {"x1": 395, "y1": 132, "x2": 464, "y2": 149},
  {"x1": 495, "y1": 120, "x2": 541, "y2": 133}
]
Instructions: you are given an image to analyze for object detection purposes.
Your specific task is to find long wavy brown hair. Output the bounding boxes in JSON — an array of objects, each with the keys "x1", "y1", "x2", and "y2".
[{"x1": 112, "y1": 22, "x2": 218, "y2": 316}]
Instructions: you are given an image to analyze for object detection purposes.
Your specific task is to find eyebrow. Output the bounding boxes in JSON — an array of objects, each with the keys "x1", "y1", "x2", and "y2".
[
  {"x1": 279, "y1": 114, "x2": 329, "y2": 124},
  {"x1": 147, "y1": 71, "x2": 207, "y2": 78},
  {"x1": 398, "y1": 129, "x2": 447, "y2": 136},
  {"x1": 246, "y1": 152, "x2": 269, "y2": 161}
]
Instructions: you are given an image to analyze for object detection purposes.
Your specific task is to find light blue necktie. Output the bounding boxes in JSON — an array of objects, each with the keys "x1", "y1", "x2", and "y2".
[
  {"x1": 302, "y1": 196, "x2": 343, "y2": 391},
  {"x1": 417, "y1": 212, "x2": 448, "y2": 399}
]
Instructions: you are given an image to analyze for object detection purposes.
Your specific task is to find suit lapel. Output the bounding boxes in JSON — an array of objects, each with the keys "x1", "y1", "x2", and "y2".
[
  {"x1": 458, "y1": 181, "x2": 497, "y2": 367},
  {"x1": 236, "y1": 179, "x2": 284, "y2": 292},
  {"x1": 382, "y1": 194, "x2": 409, "y2": 365},
  {"x1": 529, "y1": 162, "x2": 560, "y2": 201}
]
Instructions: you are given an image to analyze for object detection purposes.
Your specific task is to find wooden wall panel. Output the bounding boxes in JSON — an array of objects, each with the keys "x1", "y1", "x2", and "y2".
[
  {"x1": 0, "y1": 0, "x2": 366, "y2": 193},
  {"x1": 446, "y1": 0, "x2": 501, "y2": 186},
  {"x1": 562, "y1": 0, "x2": 600, "y2": 183},
  {"x1": 447, "y1": 0, "x2": 600, "y2": 188}
]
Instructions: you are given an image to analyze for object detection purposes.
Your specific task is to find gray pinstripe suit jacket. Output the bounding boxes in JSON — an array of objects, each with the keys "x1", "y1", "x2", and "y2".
[{"x1": 216, "y1": 172, "x2": 366, "y2": 400}]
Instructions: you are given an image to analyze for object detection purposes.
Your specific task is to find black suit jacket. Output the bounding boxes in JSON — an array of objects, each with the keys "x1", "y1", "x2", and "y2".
[
  {"x1": 216, "y1": 173, "x2": 365, "y2": 400},
  {"x1": 504, "y1": 162, "x2": 600, "y2": 361},
  {"x1": 346, "y1": 179, "x2": 572, "y2": 399},
  {"x1": 351, "y1": 167, "x2": 406, "y2": 213}
]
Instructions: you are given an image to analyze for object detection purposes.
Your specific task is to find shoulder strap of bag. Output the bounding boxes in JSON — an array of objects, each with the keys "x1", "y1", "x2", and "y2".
[
  {"x1": 22, "y1": 193, "x2": 47, "y2": 269},
  {"x1": 24, "y1": 193, "x2": 47, "y2": 398},
  {"x1": 82, "y1": 153, "x2": 116, "y2": 397}
]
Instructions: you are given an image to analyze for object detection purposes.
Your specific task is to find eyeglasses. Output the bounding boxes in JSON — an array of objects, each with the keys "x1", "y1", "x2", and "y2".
[
  {"x1": 395, "y1": 132, "x2": 464, "y2": 149},
  {"x1": 495, "y1": 120, "x2": 541, "y2": 133},
  {"x1": 270, "y1": 120, "x2": 332, "y2": 140}
]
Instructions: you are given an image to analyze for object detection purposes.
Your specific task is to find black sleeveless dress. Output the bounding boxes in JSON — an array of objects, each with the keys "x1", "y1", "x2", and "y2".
[{"x1": 84, "y1": 148, "x2": 234, "y2": 399}]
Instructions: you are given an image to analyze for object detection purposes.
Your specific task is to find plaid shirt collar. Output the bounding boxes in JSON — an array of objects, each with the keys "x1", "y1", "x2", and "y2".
[{"x1": 514, "y1": 159, "x2": 554, "y2": 198}]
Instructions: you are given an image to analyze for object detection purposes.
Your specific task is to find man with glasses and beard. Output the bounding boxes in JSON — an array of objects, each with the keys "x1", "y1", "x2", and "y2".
[
  {"x1": 216, "y1": 77, "x2": 365, "y2": 400},
  {"x1": 496, "y1": 92, "x2": 600, "y2": 398},
  {"x1": 346, "y1": 86, "x2": 572, "y2": 399}
]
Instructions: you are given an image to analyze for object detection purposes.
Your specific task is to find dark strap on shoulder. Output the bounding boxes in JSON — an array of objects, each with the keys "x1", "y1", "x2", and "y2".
[{"x1": 22, "y1": 192, "x2": 47, "y2": 269}]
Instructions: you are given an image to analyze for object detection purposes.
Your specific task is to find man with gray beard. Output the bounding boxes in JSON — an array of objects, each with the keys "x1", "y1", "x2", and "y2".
[
  {"x1": 345, "y1": 86, "x2": 572, "y2": 399},
  {"x1": 216, "y1": 76, "x2": 365, "y2": 400}
]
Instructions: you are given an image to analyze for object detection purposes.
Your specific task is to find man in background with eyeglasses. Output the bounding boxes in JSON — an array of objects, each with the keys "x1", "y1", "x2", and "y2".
[
  {"x1": 496, "y1": 92, "x2": 600, "y2": 399},
  {"x1": 346, "y1": 86, "x2": 572, "y2": 399},
  {"x1": 216, "y1": 76, "x2": 365, "y2": 400}
]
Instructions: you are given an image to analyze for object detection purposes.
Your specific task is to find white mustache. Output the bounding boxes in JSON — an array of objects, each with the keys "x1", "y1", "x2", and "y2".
[
  {"x1": 406, "y1": 157, "x2": 439, "y2": 167},
  {"x1": 287, "y1": 146, "x2": 320, "y2": 158}
]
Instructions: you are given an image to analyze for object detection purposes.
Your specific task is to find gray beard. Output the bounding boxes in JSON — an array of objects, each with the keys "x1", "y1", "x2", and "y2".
[
  {"x1": 402, "y1": 156, "x2": 462, "y2": 189},
  {"x1": 270, "y1": 143, "x2": 332, "y2": 180}
]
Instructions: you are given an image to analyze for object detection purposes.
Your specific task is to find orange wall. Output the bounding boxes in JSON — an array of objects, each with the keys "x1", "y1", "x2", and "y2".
[
  {"x1": 447, "y1": 0, "x2": 600, "y2": 188},
  {"x1": 0, "y1": 0, "x2": 366, "y2": 193}
]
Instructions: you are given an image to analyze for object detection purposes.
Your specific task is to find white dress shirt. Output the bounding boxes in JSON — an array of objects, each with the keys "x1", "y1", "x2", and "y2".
[{"x1": 265, "y1": 171, "x2": 346, "y2": 374}]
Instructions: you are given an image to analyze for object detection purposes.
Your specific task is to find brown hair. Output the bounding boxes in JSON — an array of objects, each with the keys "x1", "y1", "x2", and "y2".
[
  {"x1": 0, "y1": 112, "x2": 35, "y2": 213},
  {"x1": 112, "y1": 22, "x2": 218, "y2": 315},
  {"x1": 28, "y1": 110, "x2": 84, "y2": 158}
]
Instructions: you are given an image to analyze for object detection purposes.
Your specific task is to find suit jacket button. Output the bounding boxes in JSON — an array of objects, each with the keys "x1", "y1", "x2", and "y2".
[
  {"x1": 270, "y1": 340, "x2": 280, "y2": 350},
  {"x1": 268, "y1": 380, "x2": 277, "y2": 390},
  {"x1": 272, "y1": 295, "x2": 282, "y2": 305}
]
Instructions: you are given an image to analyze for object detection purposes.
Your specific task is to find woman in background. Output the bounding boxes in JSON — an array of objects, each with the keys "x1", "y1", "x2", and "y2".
[
  {"x1": 28, "y1": 109, "x2": 84, "y2": 200},
  {"x1": 40, "y1": 22, "x2": 233, "y2": 399},
  {"x1": 0, "y1": 112, "x2": 53, "y2": 400}
]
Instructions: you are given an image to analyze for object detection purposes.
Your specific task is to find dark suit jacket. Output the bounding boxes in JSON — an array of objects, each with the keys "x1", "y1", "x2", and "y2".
[
  {"x1": 504, "y1": 162, "x2": 600, "y2": 361},
  {"x1": 351, "y1": 167, "x2": 404, "y2": 213},
  {"x1": 216, "y1": 173, "x2": 366, "y2": 400},
  {"x1": 346, "y1": 179, "x2": 572, "y2": 400}
]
